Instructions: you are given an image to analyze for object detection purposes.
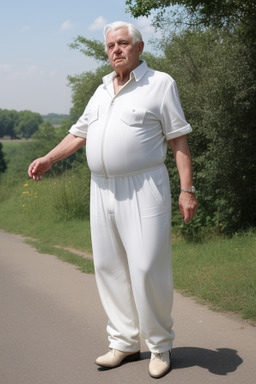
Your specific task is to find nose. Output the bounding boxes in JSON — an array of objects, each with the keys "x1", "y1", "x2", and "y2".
[{"x1": 113, "y1": 43, "x2": 122, "y2": 53}]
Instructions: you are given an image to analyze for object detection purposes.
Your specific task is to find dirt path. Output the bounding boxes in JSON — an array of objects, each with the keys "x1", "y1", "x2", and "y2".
[{"x1": 0, "y1": 230, "x2": 255, "y2": 383}]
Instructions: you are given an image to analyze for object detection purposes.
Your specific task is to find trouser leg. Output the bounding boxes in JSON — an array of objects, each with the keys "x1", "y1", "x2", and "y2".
[
  {"x1": 90, "y1": 175, "x2": 140, "y2": 352},
  {"x1": 115, "y1": 167, "x2": 174, "y2": 353}
]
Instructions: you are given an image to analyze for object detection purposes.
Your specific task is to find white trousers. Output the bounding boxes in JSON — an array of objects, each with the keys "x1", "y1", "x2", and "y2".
[{"x1": 90, "y1": 165, "x2": 174, "y2": 353}]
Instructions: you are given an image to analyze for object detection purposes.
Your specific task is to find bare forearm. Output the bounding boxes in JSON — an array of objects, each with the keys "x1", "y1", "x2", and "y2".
[
  {"x1": 45, "y1": 133, "x2": 86, "y2": 165},
  {"x1": 169, "y1": 135, "x2": 197, "y2": 223},
  {"x1": 168, "y1": 135, "x2": 193, "y2": 189},
  {"x1": 28, "y1": 133, "x2": 86, "y2": 180}
]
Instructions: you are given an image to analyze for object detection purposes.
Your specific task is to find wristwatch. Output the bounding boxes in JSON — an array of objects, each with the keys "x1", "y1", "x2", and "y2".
[{"x1": 181, "y1": 186, "x2": 196, "y2": 194}]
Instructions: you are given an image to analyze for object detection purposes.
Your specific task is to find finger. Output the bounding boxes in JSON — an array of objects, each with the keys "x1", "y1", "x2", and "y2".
[
  {"x1": 184, "y1": 213, "x2": 190, "y2": 223},
  {"x1": 179, "y1": 205, "x2": 184, "y2": 218},
  {"x1": 28, "y1": 163, "x2": 35, "y2": 178},
  {"x1": 31, "y1": 166, "x2": 38, "y2": 175},
  {"x1": 184, "y1": 208, "x2": 197, "y2": 223},
  {"x1": 33, "y1": 174, "x2": 42, "y2": 181}
]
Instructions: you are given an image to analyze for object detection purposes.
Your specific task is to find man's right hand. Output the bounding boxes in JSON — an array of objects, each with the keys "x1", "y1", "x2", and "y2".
[{"x1": 28, "y1": 156, "x2": 52, "y2": 181}]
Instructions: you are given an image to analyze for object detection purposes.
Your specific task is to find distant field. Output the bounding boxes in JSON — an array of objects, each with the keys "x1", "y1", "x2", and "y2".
[{"x1": 42, "y1": 113, "x2": 69, "y2": 126}]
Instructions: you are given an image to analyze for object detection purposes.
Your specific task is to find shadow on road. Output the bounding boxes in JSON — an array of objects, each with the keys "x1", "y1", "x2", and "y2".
[
  {"x1": 97, "y1": 348, "x2": 243, "y2": 378},
  {"x1": 169, "y1": 346, "x2": 243, "y2": 375}
]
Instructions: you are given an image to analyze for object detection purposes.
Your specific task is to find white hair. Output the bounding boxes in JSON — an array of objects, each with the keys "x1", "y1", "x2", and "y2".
[{"x1": 103, "y1": 21, "x2": 143, "y2": 46}]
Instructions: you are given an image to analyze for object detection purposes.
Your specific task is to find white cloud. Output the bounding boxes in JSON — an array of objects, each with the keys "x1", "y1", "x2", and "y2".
[
  {"x1": 136, "y1": 16, "x2": 155, "y2": 35},
  {"x1": 5, "y1": 65, "x2": 49, "y2": 80},
  {"x1": 60, "y1": 20, "x2": 74, "y2": 31},
  {"x1": 0, "y1": 64, "x2": 11, "y2": 72},
  {"x1": 26, "y1": 66, "x2": 47, "y2": 78},
  {"x1": 27, "y1": 65, "x2": 37, "y2": 73},
  {"x1": 88, "y1": 16, "x2": 107, "y2": 31}
]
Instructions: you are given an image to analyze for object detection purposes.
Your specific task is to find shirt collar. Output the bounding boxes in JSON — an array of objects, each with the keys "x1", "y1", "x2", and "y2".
[{"x1": 103, "y1": 60, "x2": 148, "y2": 86}]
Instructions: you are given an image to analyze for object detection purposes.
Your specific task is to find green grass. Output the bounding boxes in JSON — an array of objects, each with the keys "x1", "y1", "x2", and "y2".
[
  {"x1": 0, "y1": 176, "x2": 92, "y2": 253},
  {"x1": 26, "y1": 239, "x2": 94, "y2": 274},
  {"x1": 172, "y1": 233, "x2": 256, "y2": 322},
  {"x1": 1, "y1": 142, "x2": 255, "y2": 323},
  {"x1": 1, "y1": 140, "x2": 36, "y2": 178}
]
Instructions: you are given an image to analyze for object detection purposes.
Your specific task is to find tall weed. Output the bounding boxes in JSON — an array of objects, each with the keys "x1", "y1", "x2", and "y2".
[{"x1": 50, "y1": 163, "x2": 91, "y2": 221}]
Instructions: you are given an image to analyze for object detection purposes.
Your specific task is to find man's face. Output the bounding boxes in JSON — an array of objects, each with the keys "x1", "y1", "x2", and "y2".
[{"x1": 106, "y1": 27, "x2": 144, "y2": 75}]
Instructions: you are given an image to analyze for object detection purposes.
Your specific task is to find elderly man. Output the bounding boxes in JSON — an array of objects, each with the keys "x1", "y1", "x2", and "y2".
[{"x1": 28, "y1": 21, "x2": 197, "y2": 379}]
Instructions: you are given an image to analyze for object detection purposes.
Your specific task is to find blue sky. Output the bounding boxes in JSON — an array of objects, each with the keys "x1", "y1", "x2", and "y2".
[{"x1": 0, "y1": 0, "x2": 157, "y2": 115}]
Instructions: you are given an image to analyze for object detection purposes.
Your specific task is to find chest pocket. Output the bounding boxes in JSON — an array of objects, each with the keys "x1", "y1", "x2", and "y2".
[
  {"x1": 121, "y1": 106, "x2": 147, "y2": 126},
  {"x1": 88, "y1": 105, "x2": 99, "y2": 126}
]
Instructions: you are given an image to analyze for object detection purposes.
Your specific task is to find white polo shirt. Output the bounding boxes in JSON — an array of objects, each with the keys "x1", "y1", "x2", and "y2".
[{"x1": 69, "y1": 60, "x2": 192, "y2": 178}]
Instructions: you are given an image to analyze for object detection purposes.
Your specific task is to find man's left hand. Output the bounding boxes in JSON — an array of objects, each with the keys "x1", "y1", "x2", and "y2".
[{"x1": 179, "y1": 192, "x2": 198, "y2": 223}]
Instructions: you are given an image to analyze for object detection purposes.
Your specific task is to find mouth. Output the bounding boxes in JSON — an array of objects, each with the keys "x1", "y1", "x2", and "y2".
[{"x1": 114, "y1": 57, "x2": 125, "y2": 62}]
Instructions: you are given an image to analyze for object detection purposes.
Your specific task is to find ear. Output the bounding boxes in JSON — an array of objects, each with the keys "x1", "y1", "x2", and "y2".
[{"x1": 138, "y1": 41, "x2": 144, "y2": 55}]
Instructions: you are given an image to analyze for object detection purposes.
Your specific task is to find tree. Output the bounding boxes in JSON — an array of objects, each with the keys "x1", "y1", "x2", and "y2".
[
  {"x1": 0, "y1": 109, "x2": 19, "y2": 139},
  {"x1": 125, "y1": 1, "x2": 256, "y2": 30},
  {"x1": 14, "y1": 111, "x2": 43, "y2": 139},
  {"x1": 69, "y1": 36, "x2": 109, "y2": 63},
  {"x1": 160, "y1": 27, "x2": 256, "y2": 234},
  {"x1": 0, "y1": 143, "x2": 7, "y2": 174}
]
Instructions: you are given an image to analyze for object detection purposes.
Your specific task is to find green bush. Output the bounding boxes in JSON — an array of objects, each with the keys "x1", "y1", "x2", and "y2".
[{"x1": 49, "y1": 163, "x2": 91, "y2": 221}]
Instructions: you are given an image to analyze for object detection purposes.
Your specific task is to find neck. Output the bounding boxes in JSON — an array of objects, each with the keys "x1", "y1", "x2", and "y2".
[
  {"x1": 116, "y1": 72, "x2": 130, "y2": 84},
  {"x1": 115, "y1": 60, "x2": 141, "y2": 83}
]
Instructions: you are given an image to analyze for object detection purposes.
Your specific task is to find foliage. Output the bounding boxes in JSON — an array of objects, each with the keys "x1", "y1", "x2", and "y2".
[
  {"x1": 69, "y1": 36, "x2": 109, "y2": 63},
  {"x1": 125, "y1": 0, "x2": 256, "y2": 29},
  {"x1": 0, "y1": 109, "x2": 43, "y2": 139},
  {"x1": 0, "y1": 141, "x2": 36, "y2": 179},
  {"x1": 0, "y1": 177, "x2": 92, "y2": 253},
  {"x1": 14, "y1": 110, "x2": 43, "y2": 139},
  {"x1": 0, "y1": 109, "x2": 19, "y2": 139},
  {"x1": 0, "y1": 143, "x2": 7, "y2": 174},
  {"x1": 26, "y1": 240, "x2": 94, "y2": 274},
  {"x1": 160, "y1": 27, "x2": 256, "y2": 235},
  {"x1": 49, "y1": 163, "x2": 91, "y2": 221},
  {"x1": 172, "y1": 230, "x2": 256, "y2": 322}
]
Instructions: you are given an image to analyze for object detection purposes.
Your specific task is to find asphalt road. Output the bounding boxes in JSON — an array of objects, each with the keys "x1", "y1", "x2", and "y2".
[{"x1": 0, "y1": 230, "x2": 255, "y2": 384}]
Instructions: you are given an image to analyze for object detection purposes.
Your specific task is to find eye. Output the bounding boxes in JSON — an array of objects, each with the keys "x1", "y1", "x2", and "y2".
[{"x1": 108, "y1": 44, "x2": 114, "y2": 50}]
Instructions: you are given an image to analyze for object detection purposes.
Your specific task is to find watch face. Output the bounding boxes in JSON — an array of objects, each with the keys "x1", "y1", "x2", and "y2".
[{"x1": 191, "y1": 186, "x2": 196, "y2": 193}]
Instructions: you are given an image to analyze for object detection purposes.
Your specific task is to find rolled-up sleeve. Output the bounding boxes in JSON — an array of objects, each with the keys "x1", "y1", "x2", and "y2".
[{"x1": 161, "y1": 79, "x2": 192, "y2": 140}]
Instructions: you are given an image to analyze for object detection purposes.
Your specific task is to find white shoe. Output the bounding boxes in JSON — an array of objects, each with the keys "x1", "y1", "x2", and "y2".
[
  {"x1": 96, "y1": 348, "x2": 140, "y2": 368},
  {"x1": 149, "y1": 351, "x2": 171, "y2": 378}
]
